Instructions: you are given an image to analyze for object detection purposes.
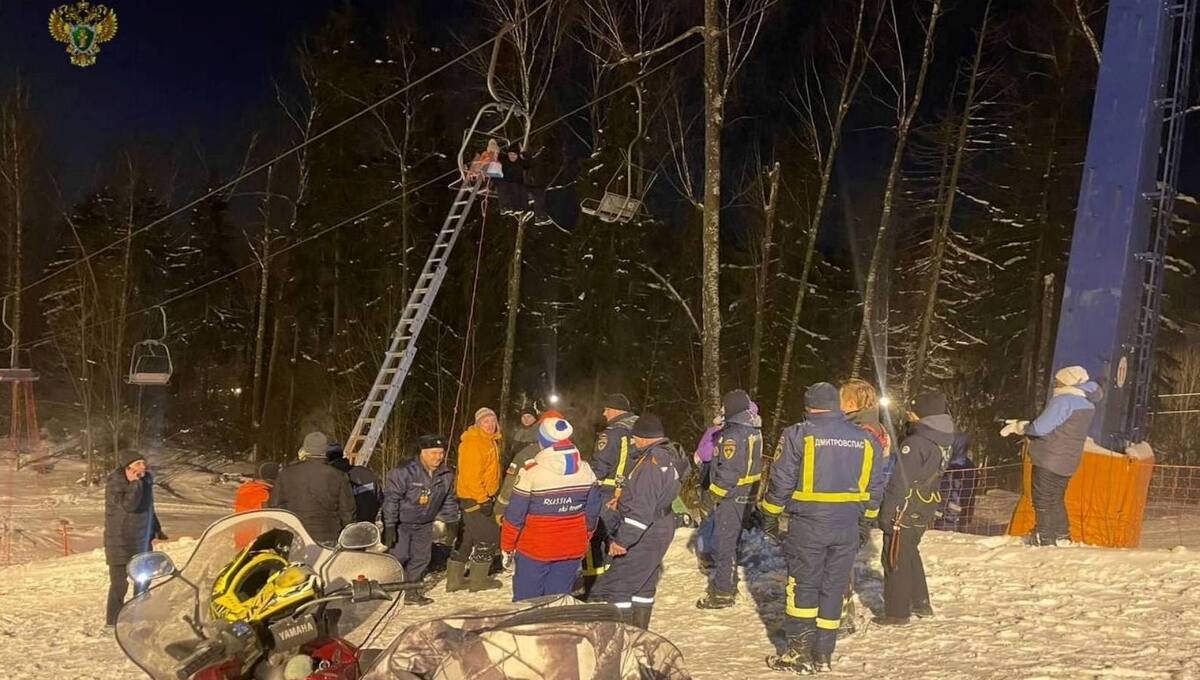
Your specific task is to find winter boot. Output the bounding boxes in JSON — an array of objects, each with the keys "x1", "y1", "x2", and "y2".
[
  {"x1": 445, "y1": 560, "x2": 468, "y2": 593},
  {"x1": 812, "y1": 652, "x2": 833, "y2": 673},
  {"x1": 630, "y1": 606, "x2": 653, "y2": 630},
  {"x1": 403, "y1": 587, "x2": 434, "y2": 607},
  {"x1": 696, "y1": 589, "x2": 737, "y2": 610},
  {"x1": 837, "y1": 599, "x2": 857, "y2": 639},
  {"x1": 467, "y1": 560, "x2": 503, "y2": 592},
  {"x1": 872, "y1": 615, "x2": 911, "y2": 626},
  {"x1": 766, "y1": 631, "x2": 815, "y2": 675},
  {"x1": 912, "y1": 602, "x2": 934, "y2": 618}
]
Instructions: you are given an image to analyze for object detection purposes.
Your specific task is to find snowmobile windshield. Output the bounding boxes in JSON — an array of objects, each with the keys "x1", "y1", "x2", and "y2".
[{"x1": 115, "y1": 510, "x2": 403, "y2": 680}]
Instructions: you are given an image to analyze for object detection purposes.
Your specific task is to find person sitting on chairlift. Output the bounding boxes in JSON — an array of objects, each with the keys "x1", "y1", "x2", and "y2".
[
  {"x1": 494, "y1": 145, "x2": 553, "y2": 226},
  {"x1": 467, "y1": 139, "x2": 504, "y2": 183}
]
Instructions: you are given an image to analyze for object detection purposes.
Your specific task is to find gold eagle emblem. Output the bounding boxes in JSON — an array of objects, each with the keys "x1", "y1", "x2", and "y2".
[{"x1": 49, "y1": 2, "x2": 118, "y2": 67}]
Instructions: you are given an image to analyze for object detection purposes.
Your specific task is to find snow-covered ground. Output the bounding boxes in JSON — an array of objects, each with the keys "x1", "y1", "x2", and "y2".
[
  {"x1": 3, "y1": 454, "x2": 1200, "y2": 679},
  {"x1": 1, "y1": 448, "x2": 250, "y2": 564}
]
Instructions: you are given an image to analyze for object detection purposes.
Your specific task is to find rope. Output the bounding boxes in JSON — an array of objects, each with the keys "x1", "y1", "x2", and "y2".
[{"x1": 449, "y1": 192, "x2": 490, "y2": 451}]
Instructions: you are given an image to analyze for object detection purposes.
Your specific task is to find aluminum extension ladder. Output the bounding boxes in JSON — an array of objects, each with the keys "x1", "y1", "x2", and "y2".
[{"x1": 345, "y1": 174, "x2": 486, "y2": 466}]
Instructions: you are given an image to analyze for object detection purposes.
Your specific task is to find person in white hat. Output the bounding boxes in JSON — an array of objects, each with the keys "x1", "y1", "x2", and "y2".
[{"x1": 1000, "y1": 365, "x2": 1103, "y2": 546}]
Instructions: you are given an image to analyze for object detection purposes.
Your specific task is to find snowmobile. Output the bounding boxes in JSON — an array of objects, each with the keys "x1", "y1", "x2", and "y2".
[{"x1": 115, "y1": 509, "x2": 407, "y2": 680}]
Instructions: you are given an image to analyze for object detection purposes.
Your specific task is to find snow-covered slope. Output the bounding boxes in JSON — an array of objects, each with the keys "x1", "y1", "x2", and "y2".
[{"x1": 2, "y1": 526, "x2": 1199, "y2": 679}]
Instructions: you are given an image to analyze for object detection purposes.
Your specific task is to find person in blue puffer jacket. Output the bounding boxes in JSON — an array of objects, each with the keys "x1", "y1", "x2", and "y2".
[{"x1": 1001, "y1": 365, "x2": 1104, "y2": 547}]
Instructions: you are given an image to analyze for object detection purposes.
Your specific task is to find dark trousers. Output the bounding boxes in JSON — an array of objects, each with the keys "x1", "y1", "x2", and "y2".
[
  {"x1": 106, "y1": 563, "x2": 147, "y2": 626},
  {"x1": 783, "y1": 518, "x2": 858, "y2": 656},
  {"x1": 453, "y1": 506, "x2": 499, "y2": 563},
  {"x1": 1032, "y1": 465, "x2": 1072, "y2": 545},
  {"x1": 581, "y1": 492, "x2": 619, "y2": 590},
  {"x1": 512, "y1": 553, "x2": 579, "y2": 601},
  {"x1": 709, "y1": 494, "x2": 751, "y2": 593},
  {"x1": 882, "y1": 528, "x2": 929, "y2": 619},
  {"x1": 391, "y1": 522, "x2": 433, "y2": 582},
  {"x1": 591, "y1": 521, "x2": 673, "y2": 615}
]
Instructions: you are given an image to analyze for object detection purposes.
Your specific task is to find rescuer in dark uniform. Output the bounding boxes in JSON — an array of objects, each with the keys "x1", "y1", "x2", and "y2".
[
  {"x1": 696, "y1": 389, "x2": 763, "y2": 609},
  {"x1": 580, "y1": 394, "x2": 640, "y2": 595},
  {"x1": 758, "y1": 382, "x2": 885, "y2": 674}
]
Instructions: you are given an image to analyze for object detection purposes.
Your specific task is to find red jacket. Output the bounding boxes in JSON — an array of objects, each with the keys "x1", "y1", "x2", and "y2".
[
  {"x1": 500, "y1": 444, "x2": 601, "y2": 561},
  {"x1": 233, "y1": 480, "x2": 272, "y2": 548}
]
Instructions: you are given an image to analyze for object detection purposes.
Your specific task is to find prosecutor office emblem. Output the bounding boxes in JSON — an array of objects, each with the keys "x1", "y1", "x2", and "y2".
[
  {"x1": 49, "y1": 2, "x2": 118, "y2": 67},
  {"x1": 722, "y1": 439, "x2": 737, "y2": 460},
  {"x1": 595, "y1": 433, "x2": 608, "y2": 451}
]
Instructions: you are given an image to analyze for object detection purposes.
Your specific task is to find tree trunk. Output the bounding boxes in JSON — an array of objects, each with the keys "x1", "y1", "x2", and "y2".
[
  {"x1": 498, "y1": 214, "x2": 529, "y2": 431},
  {"x1": 111, "y1": 161, "x2": 137, "y2": 458},
  {"x1": 250, "y1": 168, "x2": 274, "y2": 463},
  {"x1": 286, "y1": 320, "x2": 299, "y2": 442},
  {"x1": 262, "y1": 297, "x2": 283, "y2": 452},
  {"x1": 1035, "y1": 273, "x2": 1057, "y2": 411},
  {"x1": 904, "y1": 4, "x2": 989, "y2": 397},
  {"x1": 1021, "y1": 128, "x2": 1059, "y2": 408},
  {"x1": 769, "y1": 0, "x2": 880, "y2": 437},
  {"x1": 749, "y1": 162, "x2": 781, "y2": 397},
  {"x1": 701, "y1": 0, "x2": 724, "y2": 419},
  {"x1": 850, "y1": 0, "x2": 943, "y2": 378}
]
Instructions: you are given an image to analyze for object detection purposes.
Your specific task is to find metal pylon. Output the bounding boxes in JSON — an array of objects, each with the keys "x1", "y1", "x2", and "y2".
[{"x1": 1126, "y1": 0, "x2": 1197, "y2": 444}]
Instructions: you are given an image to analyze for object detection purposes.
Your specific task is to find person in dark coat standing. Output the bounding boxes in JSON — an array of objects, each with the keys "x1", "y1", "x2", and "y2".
[
  {"x1": 590, "y1": 414, "x2": 688, "y2": 631},
  {"x1": 874, "y1": 392, "x2": 954, "y2": 626},
  {"x1": 104, "y1": 450, "x2": 165, "y2": 626},
  {"x1": 382, "y1": 435, "x2": 460, "y2": 606},
  {"x1": 581, "y1": 394, "x2": 640, "y2": 595},
  {"x1": 758, "y1": 383, "x2": 885, "y2": 674},
  {"x1": 696, "y1": 389, "x2": 763, "y2": 609},
  {"x1": 1001, "y1": 365, "x2": 1103, "y2": 546},
  {"x1": 327, "y1": 442, "x2": 384, "y2": 524},
  {"x1": 269, "y1": 431, "x2": 355, "y2": 544}
]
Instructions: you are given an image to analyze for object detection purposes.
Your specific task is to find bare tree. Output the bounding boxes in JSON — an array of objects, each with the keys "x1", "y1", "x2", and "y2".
[
  {"x1": 0, "y1": 82, "x2": 32, "y2": 370},
  {"x1": 850, "y1": 0, "x2": 943, "y2": 378},
  {"x1": 748, "y1": 161, "x2": 780, "y2": 396},
  {"x1": 903, "y1": 2, "x2": 992, "y2": 398},
  {"x1": 480, "y1": 0, "x2": 570, "y2": 429},
  {"x1": 769, "y1": 0, "x2": 884, "y2": 435}
]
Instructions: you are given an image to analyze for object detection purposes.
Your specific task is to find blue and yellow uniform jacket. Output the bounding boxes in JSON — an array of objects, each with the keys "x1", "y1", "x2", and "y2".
[{"x1": 760, "y1": 411, "x2": 885, "y2": 524}]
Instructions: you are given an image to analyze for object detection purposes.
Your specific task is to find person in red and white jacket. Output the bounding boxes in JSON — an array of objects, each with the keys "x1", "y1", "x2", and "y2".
[{"x1": 500, "y1": 416, "x2": 601, "y2": 601}]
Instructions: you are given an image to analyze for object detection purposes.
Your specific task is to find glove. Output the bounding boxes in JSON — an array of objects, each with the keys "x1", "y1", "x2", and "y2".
[
  {"x1": 858, "y1": 515, "x2": 875, "y2": 548},
  {"x1": 999, "y1": 419, "x2": 1029, "y2": 437},
  {"x1": 757, "y1": 509, "x2": 782, "y2": 542},
  {"x1": 382, "y1": 525, "x2": 398, "y2": 549}
]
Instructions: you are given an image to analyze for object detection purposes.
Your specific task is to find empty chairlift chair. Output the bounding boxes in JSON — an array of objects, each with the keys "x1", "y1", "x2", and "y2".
[{"x1": 127, "y1": 307, "x2": 173, "y2": 386}]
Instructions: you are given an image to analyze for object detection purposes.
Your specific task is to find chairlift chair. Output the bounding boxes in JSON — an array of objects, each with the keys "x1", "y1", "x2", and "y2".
[
  {"x1": 127, "y1": 307, "x2": 173, "y2": 386},
  {"x1": 0, "y1": 297, "x2": 38, "y2": 383},
  {"x1": 453, "y1": 25, "x2": 532, "y2": 193},
  {"x1": 579, "y1": 86, "x2": 655, "y2": 224}
]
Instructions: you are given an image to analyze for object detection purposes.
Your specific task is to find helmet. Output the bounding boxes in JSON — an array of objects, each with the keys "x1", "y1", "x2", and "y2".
[{"x1": 210, "y1": 528, "x2": 315, "y2": 623}]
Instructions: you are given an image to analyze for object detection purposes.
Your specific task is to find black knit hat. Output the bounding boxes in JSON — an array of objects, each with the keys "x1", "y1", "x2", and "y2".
[
  {"x1": 603, "y1": 393, "x2": 632, "y2": 412},
  {"x1": 258, "y1": 462, "x2": 280, "y2": 482},
  {"x1": 911, "y1": 392, "x2": 948, "y2": 418},
  {"x1": 805, "y1": 382, "x2": 841, "y2": 411},
  {"x1": 417, "y1": 434, "x2": 448, "y2": 451},
  {"x1": 722, "y1": 389, "x2": 752, "y2": 416},
  {"x1": 631, "y1": 413, "x2": 665, "y2": 439},
  {"x1": 117, "y1": 450, "x2": 145, "y2": 469}
]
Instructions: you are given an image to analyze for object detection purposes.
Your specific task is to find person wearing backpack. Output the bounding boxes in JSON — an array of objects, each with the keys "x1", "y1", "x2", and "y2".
[{"x1": 874, "y1": 391, "x2": 954, "y2": 626}]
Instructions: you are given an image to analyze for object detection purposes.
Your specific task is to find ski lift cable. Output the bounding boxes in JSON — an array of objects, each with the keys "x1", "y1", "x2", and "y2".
[
  {"x1": 15, "y1": 0, "x2": 557, "y2": 301},
  {"x1": 21, "y1": 0, "x2": 782, "y2": 353}
]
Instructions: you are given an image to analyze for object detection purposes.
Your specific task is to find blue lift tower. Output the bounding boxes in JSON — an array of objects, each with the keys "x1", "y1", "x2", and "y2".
[{"x1": 1052, "y1": 0, "x2": 1197, "y2": 451}]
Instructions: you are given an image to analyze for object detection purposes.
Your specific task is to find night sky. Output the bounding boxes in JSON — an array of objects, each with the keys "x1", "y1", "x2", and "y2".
[{"x1": 0, "y1": 0, "x2": 428, "y2": 199}]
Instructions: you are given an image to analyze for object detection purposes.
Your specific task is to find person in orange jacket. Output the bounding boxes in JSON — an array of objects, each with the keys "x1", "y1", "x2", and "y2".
[
  {"x1": 448, "y1": 407, "x2": 503, "y2": 592},
  {"x1": 233, "y1": 462, "x2": 280, "y2": 548}
]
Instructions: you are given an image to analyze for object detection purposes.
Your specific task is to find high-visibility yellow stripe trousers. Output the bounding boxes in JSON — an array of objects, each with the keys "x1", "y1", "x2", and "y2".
[{"x1": 783, "y1": 516, "x2": 859, "y2": 656}]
